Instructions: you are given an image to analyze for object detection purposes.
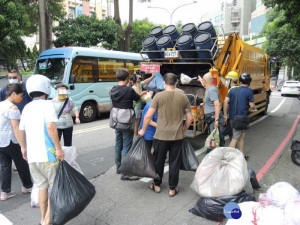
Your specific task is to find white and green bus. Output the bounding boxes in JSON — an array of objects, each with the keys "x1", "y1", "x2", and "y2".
[{"x1": 34, "y1": 47, "x2": 143, "y2": 122}]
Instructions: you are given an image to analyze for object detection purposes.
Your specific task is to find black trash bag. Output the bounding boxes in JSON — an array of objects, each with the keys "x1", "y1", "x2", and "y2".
[
  {"x1": 117, "y1": 136, "x2": 159, "y2": 179},
  {"x1": 189, "y1": 191, "x2": 256, "y2": 222},
  {"x1": 248, "y1": 168, "x2": 260, "y2": 189},
  {"x1": 50, "y1": 160, "x2": 96, "y2": 225},
  {"x1": 291, "y1": 140, "x2": 300, "y2": 166},
  {"x1": 180, "y1": 138, "x2": 199, "y2": 171}
]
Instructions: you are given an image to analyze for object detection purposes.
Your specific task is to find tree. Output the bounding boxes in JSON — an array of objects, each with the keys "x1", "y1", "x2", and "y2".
[
  {"x1": 129, "y1": 19, "x2": 156, "y2": 53},
  {"x1": 53, "y1": 16, "x2": 120, "y2": 49},
  {"x1": 38, "y1": 0, "x2": 65, "y2": 53},
  {"x1": 113, "y1": 0, "x2": 151, "y2": 51},
  {"x1": 263, "y1": 0, "x2": 300, "y2": 34},
  {"x1": 262, "y1": 8, "x2": 300, "y2": 80}
]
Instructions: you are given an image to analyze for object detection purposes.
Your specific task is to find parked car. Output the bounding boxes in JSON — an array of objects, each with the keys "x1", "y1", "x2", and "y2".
[
  {"x1": 277, "y1": 80, "x2": 285, "y2": 91},
  {"x1": 281, "y1": 81, "x2": 300, "y2": 96}
]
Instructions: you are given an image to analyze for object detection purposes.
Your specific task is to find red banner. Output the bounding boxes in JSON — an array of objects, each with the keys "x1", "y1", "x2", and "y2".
[{"x1": 141, "y1": 63, "x2": 160, "y2": 74}]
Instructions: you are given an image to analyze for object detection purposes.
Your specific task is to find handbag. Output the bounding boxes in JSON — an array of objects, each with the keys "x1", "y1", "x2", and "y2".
[
  {"x1": 232, "y1": 88, "x2": 249, "y2": 130},
  {"x1": 109, "y1": 107, "x2": 135, "y2": 130}
]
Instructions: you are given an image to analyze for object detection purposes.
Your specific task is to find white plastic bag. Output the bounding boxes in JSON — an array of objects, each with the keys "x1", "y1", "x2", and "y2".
[
  {"x1": 30, "y1": 184, "x2": 39, "y2": 207},
  {"x1": 266, "y1": 182, "x2": 299, "y2": 208},
  {"x1": 0, "y1": 214, "x2": 13, "y2": 225},
  {"x1": 62, "y1": 145, "x2": 83, "y2": 174},
  {"x1": 284, "y1": 196, "x2": 300, "y2": 225},
  {"x1": 191, "y1": 147, "x2": 249, "y2": 197},
  {"x1": 226, "y1": 201, "x2": 259, "y2": 225}
]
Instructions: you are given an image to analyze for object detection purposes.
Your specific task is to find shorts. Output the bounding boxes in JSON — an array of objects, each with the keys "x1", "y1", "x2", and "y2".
[
  {"x1": 134, "y1": 107, "x2": 142, "y2": 119},
  {"x1": 29, "y1": 162, "x2": 59, "y2": 189},
  {"x1": 231, "y1": 120, "x2": 244, "y2": 140}
]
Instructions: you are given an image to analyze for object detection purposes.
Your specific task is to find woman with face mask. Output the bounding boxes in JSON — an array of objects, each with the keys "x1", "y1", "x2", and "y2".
[
  {"x1": 51, "y1": 83, "x2": 80, "y2": 147},
  {"x1": 0, "y1": 83, "x2": 33, "y2": 201}
]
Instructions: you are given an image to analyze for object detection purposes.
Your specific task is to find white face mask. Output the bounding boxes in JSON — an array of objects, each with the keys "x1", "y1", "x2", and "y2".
[{"x1": 8, "y1": 78, "x2": 19, "y2": 84}]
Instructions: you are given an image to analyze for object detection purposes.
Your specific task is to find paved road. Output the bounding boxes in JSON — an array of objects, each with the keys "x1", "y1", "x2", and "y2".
[{"x1": 1, "y1": 90, "x2": 298, "y2": 214}]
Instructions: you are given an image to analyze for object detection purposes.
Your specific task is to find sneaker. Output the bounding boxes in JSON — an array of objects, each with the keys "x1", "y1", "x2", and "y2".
[
  {"x1": 128, "y1": 175, "x2": 139, "y2": 181},
  {"x1": 0, "y1": 191, "x2": 17, "y2": 201},
  {"x1": 121, "y1": 174, "x2": 130, "y2": 180},
  {"x1": 22, "y1": 186, "x2": 32, "y2": 194},
  {"x1": 116, "y1": 166, "x2": 121, "y2": 174}
]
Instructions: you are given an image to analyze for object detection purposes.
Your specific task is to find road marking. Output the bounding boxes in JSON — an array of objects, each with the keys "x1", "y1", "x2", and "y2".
[
  {"x1": 140, "y1": 115, "x2": 268, "y2": 183},
  {"x1": 73, "y1": 124, "x2": 109, "y2": 135},
  {"x1": 257, "y1": 113, "x2": 300, "y2": 182},
  {"x1": 271, "y1": 98, "x2": 285, "y2": 113}
]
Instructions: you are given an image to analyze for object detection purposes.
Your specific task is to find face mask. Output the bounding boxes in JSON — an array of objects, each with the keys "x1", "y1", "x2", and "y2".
[
  {"x1": 225, "y1": 79, "x2": 231, "y2": 88},
  {"x1": 58, "y1": 94, "x2": 67, "y2": 100},
  {"x1": 8, "y1": 78, "x2": 18, "y2": 84}
]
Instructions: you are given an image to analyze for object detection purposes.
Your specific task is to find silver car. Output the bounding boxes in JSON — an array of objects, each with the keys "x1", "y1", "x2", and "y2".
[{"x1": 281, "y1": 81, "x2": 300, "y2": 96}]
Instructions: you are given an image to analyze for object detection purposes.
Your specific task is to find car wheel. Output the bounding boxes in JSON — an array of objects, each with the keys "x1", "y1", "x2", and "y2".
[
  {"x1": 281, "y1": 94, "x2": 285, "y2": 97},
  {"x1": 291, "y1": 151, "x2": 300, "y2": 166},
  {"x1": 79, "y1": 101, "x2": 97, "y2": 123}
]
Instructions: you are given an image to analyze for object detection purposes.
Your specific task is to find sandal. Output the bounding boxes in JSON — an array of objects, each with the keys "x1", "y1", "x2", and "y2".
[
  {"x1": 244, "y1": 155, "x2": 250, "y2": 160},
  {"x1": 168, "y1": 187, "x2": 179, "y2": 197},
  {"x1": 149, "y1": 183, "x2": 161, "y2": 193}
]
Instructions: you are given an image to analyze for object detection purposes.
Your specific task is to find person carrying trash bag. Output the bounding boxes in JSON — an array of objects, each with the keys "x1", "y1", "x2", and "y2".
[
  {"x1": 139, "y1": 73, "x2": 193, "y2": 197},
  {"x1": 198, "y1": 73, "x2": 225, "y2": 149},
  {"x1": 223, "y1": 73, "x2": 256, "y2": 160},
  {"x1": 18, "y1": 75, "x2": 64, "y2": 225}
]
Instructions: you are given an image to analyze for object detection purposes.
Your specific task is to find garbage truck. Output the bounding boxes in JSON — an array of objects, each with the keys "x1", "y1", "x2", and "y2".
[{"x1": 140, "y1": 22, "x2": 271, "y2": 137}]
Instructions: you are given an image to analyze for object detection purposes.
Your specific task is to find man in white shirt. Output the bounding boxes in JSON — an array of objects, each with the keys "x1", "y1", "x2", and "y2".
[{"x1": 19, "y1": 75, "x2": 64, "y2": 225}]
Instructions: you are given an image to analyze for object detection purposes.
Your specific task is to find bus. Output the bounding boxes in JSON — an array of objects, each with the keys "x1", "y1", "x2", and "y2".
[{"x1": 34, "y1": 47, "x2": 143, "y2": 122}]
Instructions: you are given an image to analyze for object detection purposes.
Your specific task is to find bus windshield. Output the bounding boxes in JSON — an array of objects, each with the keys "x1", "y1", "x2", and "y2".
[{"x1": 34, "y1": 58, "x2": 69, "y2": 84}]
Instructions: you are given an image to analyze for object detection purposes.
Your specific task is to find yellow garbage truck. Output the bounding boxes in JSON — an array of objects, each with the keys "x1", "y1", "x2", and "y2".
[{"x1": 141, "y1": 31, "x2": 271, "y2": 137}]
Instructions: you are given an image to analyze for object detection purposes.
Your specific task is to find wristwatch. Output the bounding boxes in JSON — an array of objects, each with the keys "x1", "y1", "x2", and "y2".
[{"x1": 215, "y1": 119, "x2": 219, "y2": 121}]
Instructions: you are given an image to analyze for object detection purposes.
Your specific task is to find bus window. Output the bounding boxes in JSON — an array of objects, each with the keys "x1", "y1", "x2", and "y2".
[
  {"x1": 72, "y1": 56, "x2": 97, "y2": 83},
  {"x1": 35, "y1": 58, "x2": 68, "y2": 83},
  {"x1": 125, "y1": 60, "x2": 141, "y2": 76},
  {"x1": 97, "y1": 58, "x2": 125, "y2": 82}
]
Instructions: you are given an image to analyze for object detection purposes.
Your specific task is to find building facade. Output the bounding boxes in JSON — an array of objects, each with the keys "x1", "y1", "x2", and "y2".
[
  {"x1": 249, "y1": 0, "x2": 269, "y2": 36},
  {"x1": 207, "y1": 0, "x2": 256, "y2": 37}
]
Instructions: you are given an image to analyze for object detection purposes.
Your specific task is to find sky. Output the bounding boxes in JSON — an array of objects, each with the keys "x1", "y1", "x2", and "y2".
[{"x1": 117, "y1": 0, "x2": 224, "y2": 26}]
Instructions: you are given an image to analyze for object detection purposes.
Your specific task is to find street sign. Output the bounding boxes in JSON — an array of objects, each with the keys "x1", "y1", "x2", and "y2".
[{"x1": 141, "y1": 63, "x2": 160, "y2": 74}]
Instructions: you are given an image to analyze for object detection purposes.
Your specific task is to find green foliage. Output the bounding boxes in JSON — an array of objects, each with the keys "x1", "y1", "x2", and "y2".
[
  {"x1": 262, "y1": 8, "x2": 300, "y2": 79},
  {"x1": 129, "y1": 19, "x2": 157, "y2": 53},
  {"x1": 53, "y1": 16, "x2": 120, "y2": 49},
  {"x1": 263, "y1": 0, "x2": 300, "y2": 33}
]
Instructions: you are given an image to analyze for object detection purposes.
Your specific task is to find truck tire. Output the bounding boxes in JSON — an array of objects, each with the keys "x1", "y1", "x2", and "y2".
[
  {"x1": 291, "y1": 151, "x2": 300, "y2": 166},
  {"x1": 79, "y1": 101, "x2": 97, "y2": 123}
]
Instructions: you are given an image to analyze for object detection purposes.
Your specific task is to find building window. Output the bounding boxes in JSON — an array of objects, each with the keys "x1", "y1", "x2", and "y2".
[{"x1": 68, "y1": 7, "x2": 75, "y2": 19}]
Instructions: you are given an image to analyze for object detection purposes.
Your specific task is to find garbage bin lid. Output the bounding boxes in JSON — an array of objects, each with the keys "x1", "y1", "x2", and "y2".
[
  {"x1": 182, "y1": 23, "x2": 196, "y2": 33},
  {"x1": 194, "y1": 33, "x2": 211, "y2": 44},
  {"x1": 157, "y1": 35, "x2": 172, "y2": 46},
  {"x1": 142, "y1": 36, "x2": 156, "y2": 47},
  {"x1": 163, "y1": 25, "x2": 177, "y2": 35},
  {"x1": 198, "y1": 21, "x2": 213, "y2": 31},
  {"x1": 177, "y1": 34, "x2": 192, "y2": 45}
]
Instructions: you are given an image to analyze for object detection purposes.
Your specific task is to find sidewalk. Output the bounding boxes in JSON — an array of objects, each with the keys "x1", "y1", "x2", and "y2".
[{"x1": 3, "y1": 117, "x2": 300, "y2": 225}]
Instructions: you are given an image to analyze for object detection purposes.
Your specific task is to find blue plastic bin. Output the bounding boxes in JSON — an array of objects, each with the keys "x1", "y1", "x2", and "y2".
[
  {"x1": 197, "y1": 21, "x2": 217, "y2": 38},
  {"x1": 163, "y1": 25, "x2": 180, "y2": 42},
  {"x1": 176, "y1": 34, "x2": 197, "y2": 59},
  {"x1": 150, "y1": 26, "x2": 163, "y2": 39},
  {"x1": 142, "y1": 36, "x2": 162, "y2": 59},
  {"x1": 182, "y1": 23, "x2": 198, "y2": 38},
  {"x1": 194, "y1": 32, "x2": 214, "y2": 59},
  {"x1": 156, "y1": 35, "x2": 174, "y2": 51}
]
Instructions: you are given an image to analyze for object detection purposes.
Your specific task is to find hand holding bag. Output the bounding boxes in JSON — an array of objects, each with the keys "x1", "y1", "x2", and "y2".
[
  {"x1": 109, "y1": 107, "x2": 135, "y2": 130},
  {"x1": 232, "y1": 88, "x2": 249, "y2": 130}
]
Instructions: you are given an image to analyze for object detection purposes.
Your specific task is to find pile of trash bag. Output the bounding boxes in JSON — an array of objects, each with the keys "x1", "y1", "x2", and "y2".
[
  {"x1": 189, "y1": 147, "x2": 258, "y2": 222},
  {"x1": 0, "y1": 214, "x2": 13, "y2": 225},
  {"x1": 117, "y1": 136, "x2": 159, "y2": 179},
  {"x1": 226, "y1": 182, "x2": 300, "y2": 225}
]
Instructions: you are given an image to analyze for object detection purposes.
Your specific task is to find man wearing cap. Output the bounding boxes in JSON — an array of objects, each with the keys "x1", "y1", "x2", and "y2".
[{"x1": 52, "y1": 83, "x2": 80, "y2": 147}]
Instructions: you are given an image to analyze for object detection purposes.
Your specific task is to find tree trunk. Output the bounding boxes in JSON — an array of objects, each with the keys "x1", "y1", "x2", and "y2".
[
  {"x1": 113, "y1": 0, "x2": 125, "y2": 51},
  {"x1": 38, "y1": 0, "x2": 52, "y2": 53},
  {"x1": 124, "y1": 0, "x2": 133, "y2": 52}
]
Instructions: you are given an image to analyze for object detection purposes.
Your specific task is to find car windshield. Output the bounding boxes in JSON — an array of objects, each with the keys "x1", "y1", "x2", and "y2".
[{"x1": 34, "y1": 58, "x2": 69, "y2": 84}]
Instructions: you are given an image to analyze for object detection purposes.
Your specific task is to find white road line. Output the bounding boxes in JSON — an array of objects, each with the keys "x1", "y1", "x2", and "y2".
[
  {"x1": 271, "y1": 98, "x2": 285, "y2": 113},
  {"x1": 73, "y1": 125, "x2": 109, "y2": 134}
]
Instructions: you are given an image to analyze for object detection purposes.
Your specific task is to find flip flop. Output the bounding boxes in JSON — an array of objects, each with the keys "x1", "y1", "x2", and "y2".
[
  {"x1": 149, "y1": 183, "x2": 161, "y2": 193},
  {"x1": 168, "y1": 187, "x2": 179, "y2": 197},
  {"x1": 244, "y1": 155, "x2": 250, "y2": 160}
]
